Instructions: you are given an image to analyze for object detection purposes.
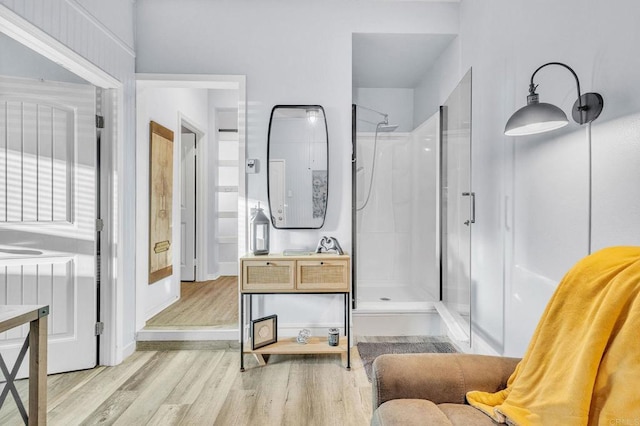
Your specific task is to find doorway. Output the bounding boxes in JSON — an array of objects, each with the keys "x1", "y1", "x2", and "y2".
[
  {"x1": 179, "y1": 121, "x2": 202, "y2": 282},
  {"x1": 135, "y1": 75, "x2": 246, "y2": 341}
]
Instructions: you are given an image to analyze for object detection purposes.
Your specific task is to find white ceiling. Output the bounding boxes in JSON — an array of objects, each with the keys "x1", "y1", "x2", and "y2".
[{"x1": 352, "y1": 33, "x2": 456, "y2": 88}]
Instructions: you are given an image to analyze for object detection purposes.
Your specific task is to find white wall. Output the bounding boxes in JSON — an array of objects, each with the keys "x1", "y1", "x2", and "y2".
[
  {"x1": 1, "y1": 0, "x2": 137, "y2": 361},
  {"x1": 135, "y1": 0, "x2": 459, "y2": 327},
  {"x1": 75, "y1": 0, "x2": 135, "y2": 48},
  {"x1": 419, "y1": 0, "x2": 640, "y2": 356},
  {"x1": 413, "y1": 36, "x2": 460, "y2": 126},
  {"x1": 135, "y1": 87, "x2": 209, "y2": 325}
]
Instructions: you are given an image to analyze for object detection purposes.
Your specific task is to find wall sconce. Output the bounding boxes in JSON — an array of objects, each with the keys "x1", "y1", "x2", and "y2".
[
  {"x1": 504, "y1": 62, "x2": 604, "y2": 136},
  {"x1": 505, "y1": 62, "x2": 605, "y2": 255}
]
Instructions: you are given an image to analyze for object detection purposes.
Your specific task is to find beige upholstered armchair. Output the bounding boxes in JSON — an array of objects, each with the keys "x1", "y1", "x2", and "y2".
[
  {"x1": 371, "y1": 353, "x2": 520, "y2": 425},
  {"x1": 371, "y1": 247, "x2": 640, "y2": 425}
]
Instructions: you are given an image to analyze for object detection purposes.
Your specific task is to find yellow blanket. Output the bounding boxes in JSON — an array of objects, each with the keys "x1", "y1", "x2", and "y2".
[{"x1": 467, "y1": 246, "x2": 640, "y2": 425}]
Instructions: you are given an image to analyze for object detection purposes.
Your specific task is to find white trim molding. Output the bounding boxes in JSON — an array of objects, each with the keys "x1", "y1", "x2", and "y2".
[{"x1": 0, "y1": 6, "x2": 121, "y2": 88}]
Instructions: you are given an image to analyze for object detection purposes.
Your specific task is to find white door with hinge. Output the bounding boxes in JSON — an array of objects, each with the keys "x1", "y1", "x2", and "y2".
[
  {"x1": 180, "y1": 132, "x2": 196, "y2": 281},
  {"x1": 0, "y1": 75, "x2": 97, "y2": 376}
]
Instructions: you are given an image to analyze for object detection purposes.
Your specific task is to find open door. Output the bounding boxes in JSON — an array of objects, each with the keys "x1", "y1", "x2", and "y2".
[
  {"x1": 180, "y1": 131, "x2": 196, "y2": 281},
  {"x1": 438, "y1": 69, "x2": 472, "y2": 345},
  {"x1": 0, "y1": 75, "x2": 98, "y2": 376}
]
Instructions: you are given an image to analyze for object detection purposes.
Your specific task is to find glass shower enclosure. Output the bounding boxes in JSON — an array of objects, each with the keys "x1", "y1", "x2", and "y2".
[
  {"x1": 351, "y1": 69, "x2": 472, "y2": 346},
  {"x1": 352, "y1": 105, "x2": 440, "y2": 312}
]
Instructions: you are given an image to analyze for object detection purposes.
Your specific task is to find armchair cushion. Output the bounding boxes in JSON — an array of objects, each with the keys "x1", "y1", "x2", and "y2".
[
  {"x1": 372, "y1": 400, "x2": 451, "y2": 426},
  {"x1": 371, "y1": 353, "x2": 519, "y2": 425},
  {"x1": 372, "y1": 353, "x2": 520, "y2": 409},
  {"x1": 372, "y1": 400, "x2": 496, "y2": 426}
]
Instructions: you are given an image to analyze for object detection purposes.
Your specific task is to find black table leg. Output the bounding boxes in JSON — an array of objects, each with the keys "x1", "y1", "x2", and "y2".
[
  {"x1": 346, "y1": 292, "x2": 351, "y2": 370},
  {"x1": 240, "y1": 293, "x2": 244, "y2": 372}
]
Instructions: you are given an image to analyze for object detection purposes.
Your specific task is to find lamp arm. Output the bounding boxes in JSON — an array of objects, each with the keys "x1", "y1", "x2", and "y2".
[{"x1": 530, "y1": 62, "x2": 584, "y2": 110}]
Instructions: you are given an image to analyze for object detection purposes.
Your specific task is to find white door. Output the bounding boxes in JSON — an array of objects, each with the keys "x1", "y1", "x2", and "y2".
[
  {"x1": 0, "y1": 75, "x2": 97, "y2": 376},
  {"x1": 180, "y1": 132, "x2": 196, "y2": 281}
]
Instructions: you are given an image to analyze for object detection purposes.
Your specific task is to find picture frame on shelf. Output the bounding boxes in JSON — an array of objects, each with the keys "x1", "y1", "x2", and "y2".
[{"x1": 252, "y1": 314, "x2": 278, "y2": 349}]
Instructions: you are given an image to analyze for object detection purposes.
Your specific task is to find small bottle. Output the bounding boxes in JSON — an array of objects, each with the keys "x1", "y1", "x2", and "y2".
[
  {"x1": 328, "y1": 328, "x2": 339, "y2": 346},
  {"x1": 250, "y1": 203, "x2": 270, "y2": 255}
]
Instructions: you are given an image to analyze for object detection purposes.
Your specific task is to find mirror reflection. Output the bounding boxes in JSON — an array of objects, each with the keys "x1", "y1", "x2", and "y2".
[{"x1": 268, "y1": 105, "x2": 328, "y2": 229}]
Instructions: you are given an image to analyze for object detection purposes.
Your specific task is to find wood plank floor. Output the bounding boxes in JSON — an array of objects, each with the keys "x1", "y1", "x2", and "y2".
[
  {"x1": 0, "y1": 337, "x2": 444, "y2": 425},
  {"x1": 145, "y1": 277, "x2": 238, "y2": 329},
  {"x1": 0, "y1": 345, "x2": 372, "y2": 425}
]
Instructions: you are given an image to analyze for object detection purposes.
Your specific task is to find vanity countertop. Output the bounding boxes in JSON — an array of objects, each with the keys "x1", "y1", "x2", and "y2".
[{"x1": 241, "y1": 252, "x2": 349, "y2": 259}]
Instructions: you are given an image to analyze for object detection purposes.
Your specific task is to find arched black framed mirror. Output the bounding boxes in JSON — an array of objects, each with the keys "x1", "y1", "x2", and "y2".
[{"x1": 267, "y1": 105, "x2": 328, "y2": 229}]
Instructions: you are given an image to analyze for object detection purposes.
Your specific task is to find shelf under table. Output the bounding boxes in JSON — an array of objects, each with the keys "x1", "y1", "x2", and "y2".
[{"x1": 243, "y1": 336, "x2": 348, "y2": 366}]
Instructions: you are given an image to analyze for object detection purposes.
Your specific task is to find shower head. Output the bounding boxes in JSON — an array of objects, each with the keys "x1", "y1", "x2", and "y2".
[{"x1": 376, "y1": 123, "x2": 399, "y2": 132}]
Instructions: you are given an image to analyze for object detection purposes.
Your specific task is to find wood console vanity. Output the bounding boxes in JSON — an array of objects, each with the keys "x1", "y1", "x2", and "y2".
[{"x1": 239, "y1": 253, "x2": 351, "y2": 371}]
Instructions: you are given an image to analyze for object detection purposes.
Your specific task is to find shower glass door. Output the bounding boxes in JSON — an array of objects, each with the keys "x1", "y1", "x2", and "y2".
[{"x1": 440, "y1": 69, "x2": 472, "y2": 344}]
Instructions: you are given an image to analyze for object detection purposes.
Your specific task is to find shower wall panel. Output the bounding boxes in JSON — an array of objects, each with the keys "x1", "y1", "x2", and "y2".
[
  {"x1": 356, "y1": 122, "x2": 439, "y2": 302},
  {"x1": 357, "y1": 133, "x2": 412, "y2": 287},
  {"x1": 409, "y1": 114, "x2": 439, "y2": 300}
]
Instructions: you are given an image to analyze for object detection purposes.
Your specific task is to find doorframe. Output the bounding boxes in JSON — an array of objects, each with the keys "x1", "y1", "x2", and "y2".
[
  {"x1": 178, "y1": 113, "x2": 206, "y2": 281},
  {"x1": 135, "y1": 73, "x2": 247, "y2": 337},
  {"x1": 0, "y1": 7, "x2": 126, "y2": 366}
]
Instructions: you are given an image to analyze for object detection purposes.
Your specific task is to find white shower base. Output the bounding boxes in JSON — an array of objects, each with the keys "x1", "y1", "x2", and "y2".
[
  {"x1": 355, "y1": 285, "x2": 436, "y2": 312},
  {"x1": 353, "y1": 285, "x2": 441, "y2": 336}
]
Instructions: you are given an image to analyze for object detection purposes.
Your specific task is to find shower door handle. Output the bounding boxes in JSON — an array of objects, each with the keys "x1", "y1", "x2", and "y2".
[{"x1": 462, "y1": 192, "x2": 475, "y2": 226}]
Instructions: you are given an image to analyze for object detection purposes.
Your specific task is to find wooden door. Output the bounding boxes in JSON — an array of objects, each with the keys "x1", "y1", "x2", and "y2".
[{"x1": 0, "y1": 75, "x2": 97, "y2": 376}]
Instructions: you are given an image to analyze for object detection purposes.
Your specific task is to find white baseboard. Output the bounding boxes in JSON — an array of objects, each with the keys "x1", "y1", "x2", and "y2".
[
  {"x1": 145, "y1": 296, "x2": 179, "y2": 322},
  {"x1": 207, "y1": 273, "x2": 221, "y2": 281},
  {"x1": 121, "y1": 340, "x2": 137, "y2": 361},
  {"x1": 136, "y1": 328, "x2": 238, "y2": 341},
  {"x1": 218, "y1": 262, "x2": 238, "y2": 276}
]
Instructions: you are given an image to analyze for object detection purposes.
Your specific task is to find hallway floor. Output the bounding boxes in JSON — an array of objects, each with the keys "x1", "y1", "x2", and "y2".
[{"x1": 145, "y1": 277, "x2": 238, "y2": 329}]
